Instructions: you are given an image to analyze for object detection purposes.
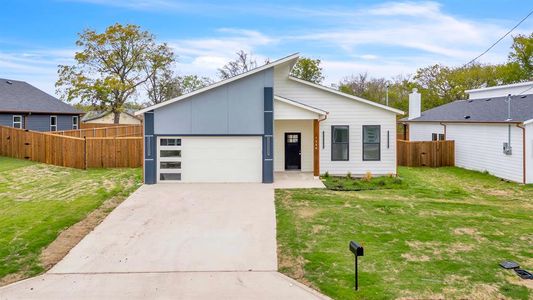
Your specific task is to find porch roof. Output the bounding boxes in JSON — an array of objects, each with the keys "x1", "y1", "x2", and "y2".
[{"x1": 274, "y1": 95, "x2": 328, "y2": 116}]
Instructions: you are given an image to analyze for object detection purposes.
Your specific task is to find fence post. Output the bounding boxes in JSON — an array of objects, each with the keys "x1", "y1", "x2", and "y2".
[{"x1": 84, "y1": 137, "x2": 88, "y2": 170}]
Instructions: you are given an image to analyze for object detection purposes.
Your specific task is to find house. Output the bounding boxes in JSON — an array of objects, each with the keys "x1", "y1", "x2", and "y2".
[
  {"x1": 135, "y1": 53, "x2": 403, "y2": 184},
  {"x1": 0, "y1": 78, "x2": 82, "y2": 131},
  {"x1": 401, "y1": 81, "x2": 533, "y2": 184},
  {"x1": 82, "y1": 109, "x2": 142, "y2": 125}
]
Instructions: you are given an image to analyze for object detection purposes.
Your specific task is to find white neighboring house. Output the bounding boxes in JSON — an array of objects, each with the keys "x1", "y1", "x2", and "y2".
[
  {"x1": 136, "y1": 53, "x2": 403, "y2": 184},
  {"x1": 82, "y1": 110, "x2": 142, "y2": 125},
  {"x1": 401, "y1": 82, "x2": 533, "y2": 184}
]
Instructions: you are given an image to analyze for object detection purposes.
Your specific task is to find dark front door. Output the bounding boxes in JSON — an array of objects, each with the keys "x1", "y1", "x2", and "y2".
[{"x1": 285, "y1": 132, "x2": 301, "y2": 170}]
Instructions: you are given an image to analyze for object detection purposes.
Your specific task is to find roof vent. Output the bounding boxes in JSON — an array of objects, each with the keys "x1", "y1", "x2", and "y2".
[
  {"x1": 521, "y1": 95, "x2": 527, "y2": 98},
  {"x1": 6, "y1": 80, "x2": 12, "y2": 84},
  {"x1": 468, "y1": 100, "x2": 474, "y2": 103},
  {"x1": 464, "y1": 115, "x2": 471, "y2": 119},
  {"x1": 485, "y1": 98, "x2": 491, "y2": 101}
]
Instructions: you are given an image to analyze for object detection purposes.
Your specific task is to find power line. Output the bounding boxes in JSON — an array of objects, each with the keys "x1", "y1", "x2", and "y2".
[
  {"x1": 518, "y1": 84, "x2": 533, "y2": 95},
  {"x1": 462, "y1": 9, "x2": 533, "y2": 68}
]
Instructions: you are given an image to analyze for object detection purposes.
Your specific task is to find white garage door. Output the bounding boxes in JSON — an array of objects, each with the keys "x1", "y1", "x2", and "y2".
[{"x1": 157, "y1": 136, "x2": 263, "y2": 183}]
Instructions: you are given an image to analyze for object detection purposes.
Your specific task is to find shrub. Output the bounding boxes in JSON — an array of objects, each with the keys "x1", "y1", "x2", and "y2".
[
  {"x1": 346, "y1": 172, "x2": 352, "y2": 179},
  {"x1": 324, "y1": 171, "x2": 330, "y2": 178},
  {"x1": 363, "y1": 171, "x2": 373, "y2": 182}
]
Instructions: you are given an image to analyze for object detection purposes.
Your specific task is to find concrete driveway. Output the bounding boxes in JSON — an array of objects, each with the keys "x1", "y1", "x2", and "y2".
[{"x1": 0, "y1": 184, "x2": 327, "y2": 299}]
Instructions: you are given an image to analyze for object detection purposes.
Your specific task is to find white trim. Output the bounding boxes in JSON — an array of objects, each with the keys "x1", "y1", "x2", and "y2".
[
  {"x1": 287, "y1": 76, "x2": 404, "y2": 115},
  {"x1": 135, "y1": 53, "x2": 300, "y2": 115},
  {"x1": 465, "y1": 81, "x2": 533, "y2": 93},
  {"x1": 274, "y1": 95, "x2": 328, "y2": 115},
  {"x1": 50, "y1": 115, "x2": 57, "y2": 132},
  {"x1": 72, "y1": 115, "x2": 79, "y2": 130},
  {"x1": 12, "y1": 115, "x2": 22, "y2": 129},
  {"x1": 523, "y1": 119, "x2": 533, "y2": 125}
]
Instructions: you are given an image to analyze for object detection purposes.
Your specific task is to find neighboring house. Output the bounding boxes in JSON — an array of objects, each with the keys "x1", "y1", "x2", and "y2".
[
  {"x1": 82, "y1": 109, "x2": 142, "y2": 125},
  {"x1": 401, "y1": 81, "x2": 533, "y2": 184},
  {"x1": 0, "y1": 78, "x2": 82, "y2": 131},
  {"x1": 136, "y1": 53, "x2": 403, "y2": 184}
]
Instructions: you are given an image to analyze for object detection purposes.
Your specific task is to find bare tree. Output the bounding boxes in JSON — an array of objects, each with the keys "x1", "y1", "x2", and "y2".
[{"x1": 218, "y1": 50, "x2": 268, "y2": 79}]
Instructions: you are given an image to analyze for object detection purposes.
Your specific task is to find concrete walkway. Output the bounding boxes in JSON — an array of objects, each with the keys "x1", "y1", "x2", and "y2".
[{"x1": 0, "y1": 184, "x2": 328, "y2": 299}]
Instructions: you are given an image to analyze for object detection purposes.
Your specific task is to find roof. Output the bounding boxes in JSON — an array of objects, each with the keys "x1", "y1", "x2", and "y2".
[
  {"x1": 274, "y1": 95, "x2": 328, "y2": 115},
  {"x1": 0, "y1": 78, "x2": 82, "y2": 114},
  {"x1": 465, "y1": 81, "x2": 533, "y2": 94},
  {"x1": 287, "y1": 76, "x2": 404, "y2": 115},
  {"x1": 135, "y1": 53, "x2": 300, "y2": 115},
  {"x1": 82, "y1": 109, "x2": 140, "y2": 122},
  {"x1": 402, "y1": 94, "x2": 533, "y2": 123}
]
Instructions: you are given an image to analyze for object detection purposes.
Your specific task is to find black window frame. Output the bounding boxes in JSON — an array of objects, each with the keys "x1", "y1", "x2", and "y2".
[
  {"x1": 432, "y1": 133, "x2": 438, "y2": 141},
  {"x1": 331, "y1": 125, "x2": 349, "y2": 161},
  {"x1": 50, "y1": 115, "x2": 57, "y2": 132},
  {"x1": 362, "y1": 125, "x2": 381, "y2": 161},
  {"x1": 438, "y1": 134, "x2": 445, "y2": 141}
]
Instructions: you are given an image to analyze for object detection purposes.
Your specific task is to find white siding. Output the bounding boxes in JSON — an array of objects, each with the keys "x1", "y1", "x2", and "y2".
[
  {"x1": 408, "y1": 122, "x2": 445, "y2": 141},
  {"x1": 274, "y1": 65, "x2": 397, "y2": 176},
  {"x1": 274, "y1": 100, "x2": 319, "y2": 120},
  {"x1": 446, "y1": 123, "x2": 524, "y2": 183},
  {"x1": 274, "y1": 120, "x2": 314, "y2": 172},
  {"x1": 526, "y1": 123, "x2": 533, "y2": 184}
]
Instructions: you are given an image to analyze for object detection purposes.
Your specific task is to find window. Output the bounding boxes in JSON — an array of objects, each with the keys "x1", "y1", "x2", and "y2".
[
  {"x1": 438, "y1": 134, "x2": 445, "y2": 141},
  {"x1": 160, "y1": 150, "x2": 181, "y2": 157},
  {"x1": 286, "y1": 134, "x2": 299, "y2": 143},
  {"x1": 50, "y1": 116, "x2": 57, "y2": 131},
  {"x1": 160, "y1": 173, "x2": 181, "y2": 181},
  {"x1": 72, "y1": 116, "x2": 78, "y2": 130},
  {"x1": 363, "y1": 125, "x2": 380, "y2": 161},
  {"x1": 160, "y1": 138, "x2": 181, "y2": 146},
  {"x1": 432, "y1": 133, "x2": 438, "y2": 141},
  {"x1": 331, "y1": 126, "x2": 349, "y2": 161},
  {"x1": 160, "y1": 161, "x2": 181, "y2": 169},
  {"x1": 13, "y1": 115, "x2": 22, "y2": 129}
]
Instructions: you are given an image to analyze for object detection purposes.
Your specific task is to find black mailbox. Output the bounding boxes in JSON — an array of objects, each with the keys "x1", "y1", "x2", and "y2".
[
  {"x1": 349, "y1": 241, "x2": 364, "y2": 291},
  {"x1": 350, "y1": 241, "x2": 364, "y2": 257}
]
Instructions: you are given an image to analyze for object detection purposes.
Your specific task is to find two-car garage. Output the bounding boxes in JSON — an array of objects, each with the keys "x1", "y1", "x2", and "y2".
[{"x1": 156, "y1": 136, "x2": 263, "y2": 183}]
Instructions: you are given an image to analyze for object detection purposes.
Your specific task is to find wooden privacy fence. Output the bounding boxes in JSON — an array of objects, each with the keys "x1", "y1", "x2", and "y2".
[
  {"x1": 0, "y1": 126, "x2": 143, "y2": 169},
  {"x1": 80, "y1": 123, "x2": 140, "y2": 129},
  {"x1": 397, "y1": 140, "x2": 455, "y2": 167},
  {"x1": 52, "y1": 124, "x2": 142, "y2": 138}
]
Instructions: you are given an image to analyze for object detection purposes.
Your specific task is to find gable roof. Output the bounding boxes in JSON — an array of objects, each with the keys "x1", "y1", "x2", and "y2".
[
  {"x1": 402, "y1": 94, "x2": 533, "y2": 123},
  {"x1": 287, "y1": 76, "x2": 404, "y2": 115},
  {"x1": 135, "y1": 53, "x2": 300, "y2": 115},
  {"x1": 274, "y1": 95, "x2": 328, "y2": 115},
  {"x1": 0, "y1": 78, "x2": 82, "y2": 114}
]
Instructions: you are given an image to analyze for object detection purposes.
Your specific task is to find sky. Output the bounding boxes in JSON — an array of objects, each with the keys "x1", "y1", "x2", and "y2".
[{"x1": 0, "y1": 0, "x2": 532, "y2": 99}]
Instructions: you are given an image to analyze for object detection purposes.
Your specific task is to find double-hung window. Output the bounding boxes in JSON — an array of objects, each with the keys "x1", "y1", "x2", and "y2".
[
  {"x1": 50, "y1": 116, "x2": 57, "y2": 132},
  {"x1": 363, "y1": 125, "x2": 380, "y2": 161},
  {"x1": 13, "y1": 115, "x2": 22, "y2": 129},
  {"x1": 331, "y1": 126, "x2": 349, "y2": 161},
  {"x1": 72, "y1": 116, "x2": 79, "y2": 130}
]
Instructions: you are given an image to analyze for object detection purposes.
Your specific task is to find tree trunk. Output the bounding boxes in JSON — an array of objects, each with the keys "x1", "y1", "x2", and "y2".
[{"x1": 113, "y1": 111, "x2": 121, "y2": 124}]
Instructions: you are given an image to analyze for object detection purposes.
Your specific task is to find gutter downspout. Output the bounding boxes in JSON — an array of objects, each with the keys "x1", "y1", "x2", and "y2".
[
  {"x1": 440, "y1": 122, "x2": 447, "y2": 140},
  {"x1": 516, "y1": 123, "x2": 526, "y2": 184}
]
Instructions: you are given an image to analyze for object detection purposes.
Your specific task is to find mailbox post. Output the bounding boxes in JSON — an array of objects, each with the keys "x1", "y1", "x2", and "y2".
[{"x1": 349, "y1": 241, "x2": 364, "y2": 290}]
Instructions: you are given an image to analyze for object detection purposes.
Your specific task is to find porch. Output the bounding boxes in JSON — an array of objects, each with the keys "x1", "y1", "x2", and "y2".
[{"x1": 273, "y1": 171, "x2": 326, "y2": 189}]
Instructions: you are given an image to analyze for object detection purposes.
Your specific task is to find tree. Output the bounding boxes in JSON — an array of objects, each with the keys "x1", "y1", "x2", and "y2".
[
  {"x1": 218, "y1": 50, "x2": 269, "y2": 79},
  {"x1": 290, "y1": 57, "x2": 325, "y2": 84},
  {"x1": 143, "y1": 74, "x2": 213, "y2": 106},
  {"x1": 508, "y1": 33, "x2": 533, "y2": 81},
  {"x1": 56, "y1": 23, "x2": 175, "y2": 123},
  {"x1": 177, "y1": 75, "x2": 213, "y2": 95}
]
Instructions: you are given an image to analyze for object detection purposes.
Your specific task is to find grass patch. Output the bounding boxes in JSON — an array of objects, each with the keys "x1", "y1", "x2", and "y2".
[
  {"x1": 276, "y1": 167, "x2": 533, "y2": 299},
  {"x1": 0, "y1": 156, "x2": 142, "y2": 282},
  {"x1": 322, "y1": 174, "x2": 404, "y2": 191}
]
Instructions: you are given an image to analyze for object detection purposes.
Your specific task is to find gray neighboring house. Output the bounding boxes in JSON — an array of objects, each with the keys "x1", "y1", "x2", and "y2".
[{"x1": 0, "y1": 78, "x2": 83, "y2": 131}]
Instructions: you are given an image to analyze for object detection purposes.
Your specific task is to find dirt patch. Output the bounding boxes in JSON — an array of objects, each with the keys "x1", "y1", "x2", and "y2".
[
  {"x1": 311, "y1": 225, "x2": 325, "y2": 234},
  {"x1": 0, "y1": 196, "x2": 125, "y2": 287},
  {"x1": 453, "y1": 227, "x2": 486, "y2": 242},
  {"x1": 401, "y1": 253, "x2": 431, "y2": 262},
  {"x1": 506, "y1": 275, "x2": 533, "y2": 289},
  {"x1": 296, "y1": 207, "x2": 323, "y2": 219},
  {"x1": 486, "y1": 189, "x2": 515, "y2": 196},
  {"x1": 467, "y1": 283, "x2": 506, "y2": 300},
  {"x1": 277, "y1": 249, "x2": 315, "y2": 288}
]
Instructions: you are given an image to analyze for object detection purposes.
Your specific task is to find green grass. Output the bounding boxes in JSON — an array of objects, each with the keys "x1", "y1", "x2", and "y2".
[
  {"x1": 0, "y1": 156, "x2": 142, "y2": 280},
  {"x1": 276, "y1": 167, "x2": 533, "y2": 299}
]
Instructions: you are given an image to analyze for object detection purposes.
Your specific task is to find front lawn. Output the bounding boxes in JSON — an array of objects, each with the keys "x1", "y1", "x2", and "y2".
[
  {"x1": 0, "y1": 156, "x2": 142, "y2": 284},
  {"x1": 276, "y1": 167, "x2": 533, "y2": 299}
]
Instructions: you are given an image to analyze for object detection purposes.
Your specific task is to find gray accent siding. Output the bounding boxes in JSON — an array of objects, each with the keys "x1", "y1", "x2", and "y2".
[
  {"x1": 0, "y1": 114, "x2": 22, "y2": 128},
  {"x1": 143, "y1": 111, "x2": 156, "y2": 184},
  {"x1": 0, "y1": 113, "x2": 77, "y2": 131},
  {"x1": 263, "y1": 87, "x2": 274, "y2": 183},
  {"x1": 154, "y1": 68, "x2": 273, "y2": 135}
]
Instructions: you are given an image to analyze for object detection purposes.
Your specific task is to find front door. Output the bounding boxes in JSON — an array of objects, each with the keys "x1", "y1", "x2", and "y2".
[{"x1": 284, "y1": 132, "x2": 301, "y2": 170}]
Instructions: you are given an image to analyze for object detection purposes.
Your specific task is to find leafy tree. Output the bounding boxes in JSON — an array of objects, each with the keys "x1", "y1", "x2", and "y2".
[
  {"x1": 144, "y1": 74, "x2": 213, "y2": 106},
  {"x1": 56, "y1": 23, "x2": 175, "y2": 123},
  {"x1": 218, "y1": 50, "x2": 269, "y2": 79},
  {"x1": 177, "y1": 75, "x2": 213, "y2": 94},
  {"x1": 508, "y1": 33, "x2": 533, "y2": 81},
  {"x1": 290, "y1": 57, "x2": 325, "y2": 84}
]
